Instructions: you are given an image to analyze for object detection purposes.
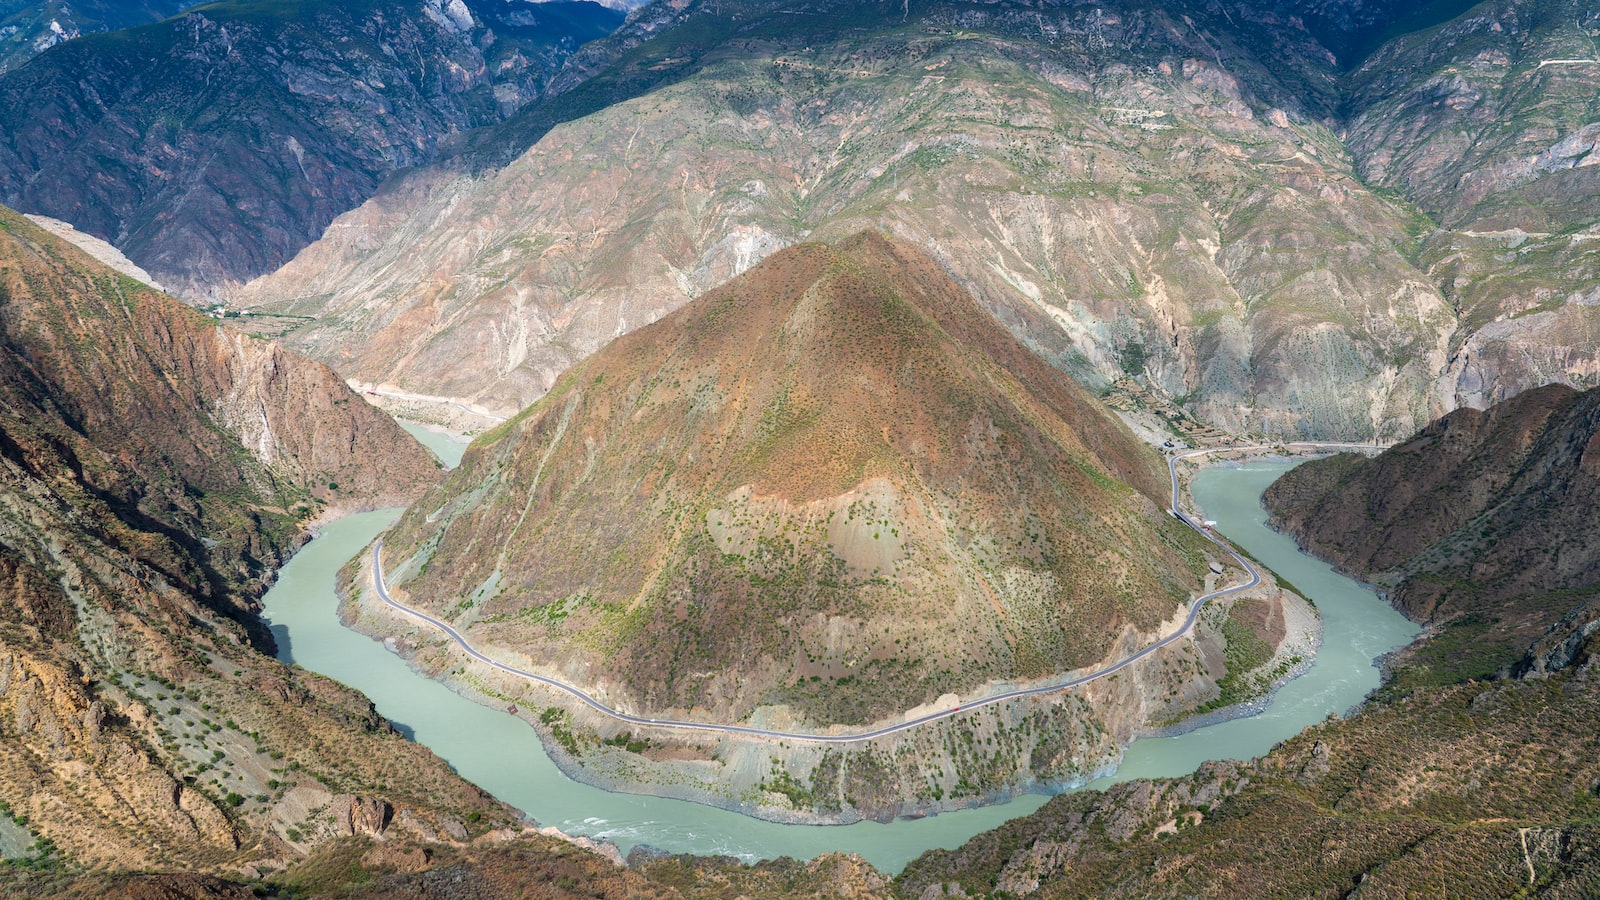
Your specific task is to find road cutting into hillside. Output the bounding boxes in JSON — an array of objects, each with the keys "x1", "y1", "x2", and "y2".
[{"x1": 368, "y1": 442, "x2": 1382, "y2": 743}]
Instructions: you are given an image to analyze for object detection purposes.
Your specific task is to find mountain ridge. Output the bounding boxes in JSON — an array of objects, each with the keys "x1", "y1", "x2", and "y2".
[
  {"x1": 335, "y1": 232, "x2": 1322, "y2": 824},
  {"x1": 1265, "y1": 381, "x2": 1600, "y2": 691},
  {"x1": 0, "y1": 0, "x2": 622, "y2": 298},
  {"x1": 378, "y1": 230, "x2": 1205, "y2": 723},
  {"x1": 241, "y1": 0, "x2": 1469, "y2": 440},
  {"x1": 0, "y1": 203, "x2": 529, "y2": 876}
]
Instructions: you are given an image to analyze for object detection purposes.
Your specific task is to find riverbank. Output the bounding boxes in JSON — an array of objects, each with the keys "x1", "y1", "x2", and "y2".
[
  {"x1": 348, "y1": 382, "x2": 509, "y2": 437},
  {"x1": 263, "y1": 460, "x2": 1416, "y2": 868},
  {"x1": 336, "y1": 558, "x2": 1233, "y2": 826},
  {"x1": 1090, "y1": 458, "x2": 1419, "y2": 787},
  {"x1": 336, "y1": 468, "x2": 1319, "y2": 827},
  {"x1": 1139, "y1": 586, "x2": 1321, "y2": 741},
  {"x1": 266, "y1": 511, "x2": 1080, "y2": 871}
]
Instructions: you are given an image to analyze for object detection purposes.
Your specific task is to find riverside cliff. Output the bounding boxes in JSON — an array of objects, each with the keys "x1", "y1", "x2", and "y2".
[{"x1": 0, "y1": 205, "x2": 512, "y2": 878}]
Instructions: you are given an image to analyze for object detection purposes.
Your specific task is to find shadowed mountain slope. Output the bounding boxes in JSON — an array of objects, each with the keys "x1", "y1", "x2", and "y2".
[
  {"x1": 379, "y1": 232, "x2": 1207, "y2": 727},
  {"x1": 0, "y1": 205, "x2": 519, "y2": 874},
  {"x1": 1266, "y1": 383, "x2": 1600, "y2": 687},
  {"x1": 1296, "y1": 0, "x2": 1491, "y2": 69},
  {"x1": 0, "y1": 0, "x2": 621, "y2": 298}
]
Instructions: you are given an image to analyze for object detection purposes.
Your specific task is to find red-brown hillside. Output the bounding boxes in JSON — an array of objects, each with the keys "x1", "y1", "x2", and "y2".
[{"x1": 384, "y1": 232, "x2": 1206, "y2": 726}]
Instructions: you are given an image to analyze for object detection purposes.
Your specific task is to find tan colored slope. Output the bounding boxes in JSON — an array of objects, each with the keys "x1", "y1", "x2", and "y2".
[
  {"x1": 1343, "y1": 0, "x2": 1600, "y2": 409},
  {"x1": 242, "y1": 19, "x2": 1456, "y2": 440},
  {"x1": 381, "y1": 232, "x2": 1207, "y2": 728},
  {"x1": 0, "y1": 205, "x2": 506, "y2": 874},
  {"x1": 0, "y1": 207, "x2": 439, "y2": 521}
]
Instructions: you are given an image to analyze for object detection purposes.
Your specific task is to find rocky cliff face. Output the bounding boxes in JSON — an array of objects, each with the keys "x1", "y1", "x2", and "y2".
[
  {"x1": 0, "y1": 207, "x2": 439, "y2": 527},
  {"x1": 1265, "y1": 383, "x2": 1600, "y2": 686},
  {"x1": 1346, "y1": 0, "x2": 1600, "y2": 233},
  {"x1": 0, "y1": 206, "x2": 503, "y2": 873},
  {"x1": 1343, "y1": 0, "x2": 1600, "y2": 410},
  {"x1": 241, "y1": 0, "x2": 1461, "y2": 439},
  {"x1": 0, "y1": 0, "x2": 621, "y2": 299}
]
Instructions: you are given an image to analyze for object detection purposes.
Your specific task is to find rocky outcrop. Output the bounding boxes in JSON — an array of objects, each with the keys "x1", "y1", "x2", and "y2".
[
  {"x1": 0, "y1": 0, "x2": 622, "y2": 298},
  {"x1": 0, "y1": 648, "x2": 239, "y2": 868},
  {"x1": 1516, "y1": 600, "x2": 1600, "y2": 678},
  {"x1": 0, "y1": 205, "x2": 512, "y2": 872},
  {"x1": 1266, "y1": 383, "x2": 1600, "y2": 681},
  {"x1": 329, "y1": 795, "x2": 393, "y2": 837}
]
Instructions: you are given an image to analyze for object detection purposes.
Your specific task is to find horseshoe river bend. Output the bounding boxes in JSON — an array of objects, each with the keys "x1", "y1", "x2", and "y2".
[{"x1": 259, "y1": 453, "x2": 1418, "y2": 872}]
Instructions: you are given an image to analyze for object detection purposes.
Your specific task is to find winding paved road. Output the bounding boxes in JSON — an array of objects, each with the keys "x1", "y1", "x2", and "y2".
[{"x1": 368, "y1": 441, "x2": 1382, "y2": 744}]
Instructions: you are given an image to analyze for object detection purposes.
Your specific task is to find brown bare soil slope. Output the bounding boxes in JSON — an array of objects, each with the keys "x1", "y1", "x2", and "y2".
[
  {"x1": 1265, "y1": 383, "x2": 1600, "y2": 686},
  {"x1": 382, "y1": 232, "x2": 1205, "y2": 727},
  {"x1": 0, "y1": 205, "x2": 501, "y2": 875},
  {"x1": 0, "y1": 205, "x2": 438, "y2": 625}
]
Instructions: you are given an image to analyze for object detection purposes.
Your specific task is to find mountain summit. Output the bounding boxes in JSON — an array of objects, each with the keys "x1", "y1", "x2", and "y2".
[{"x1": 378, "y1": 232, "x2": 1205, "y2": 730}]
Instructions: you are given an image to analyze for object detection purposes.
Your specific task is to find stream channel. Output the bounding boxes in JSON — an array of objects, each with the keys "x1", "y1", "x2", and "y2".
[{"x1": 260, "y1": 453, "x2": 1418, "y2": 872}]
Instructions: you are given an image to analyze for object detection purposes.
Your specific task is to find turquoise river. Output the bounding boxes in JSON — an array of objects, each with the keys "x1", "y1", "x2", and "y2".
[{"x1": 260, "y1": 456, "x2": 1418, "y2": 872}]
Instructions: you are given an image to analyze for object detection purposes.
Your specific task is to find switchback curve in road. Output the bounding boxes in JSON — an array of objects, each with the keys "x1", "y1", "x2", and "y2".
[{"x1": 366, "y1": 442, "x2": 1380, "y2": 744}]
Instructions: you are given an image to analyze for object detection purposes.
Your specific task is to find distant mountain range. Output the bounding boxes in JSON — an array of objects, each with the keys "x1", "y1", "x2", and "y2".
[
  {"x1": 0, "y1": 0, "x2": 622, "y2": 298},
  {"x1": 233, "y1": 0, "x2": 1599, "y2": 441},
  {"x1": 0, "y1": 0, "x2": 201, "y2": 73},
  {"x1": 2, "y1": 0, "x2": 1593, "y2": 441}
]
